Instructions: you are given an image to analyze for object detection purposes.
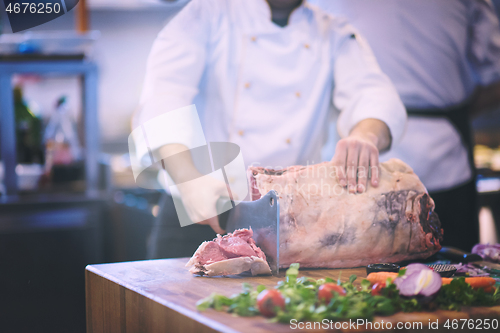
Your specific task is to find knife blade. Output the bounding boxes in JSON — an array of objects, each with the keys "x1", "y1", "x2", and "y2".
[
  {"x1": 438, "y1": 246, "x2": 500, "y2": 272},
  {"x1": 219, "y1": 190, "x2": 280, "y2": 275}
]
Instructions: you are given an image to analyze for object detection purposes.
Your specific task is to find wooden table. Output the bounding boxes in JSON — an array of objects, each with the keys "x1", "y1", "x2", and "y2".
[{"x1": 86, "y1": 258, "x2": 500, "y2": 333}]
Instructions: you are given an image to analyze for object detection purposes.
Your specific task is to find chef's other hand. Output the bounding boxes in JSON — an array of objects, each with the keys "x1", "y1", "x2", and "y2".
[{"x1": 332, "y1": 119, "x2": 391, "y2": 193}]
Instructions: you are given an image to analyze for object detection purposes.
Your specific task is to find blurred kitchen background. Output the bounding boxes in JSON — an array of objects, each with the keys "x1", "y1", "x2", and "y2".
[{"x1": 1, "y1": 0, "x2": 500, "y2": 332}]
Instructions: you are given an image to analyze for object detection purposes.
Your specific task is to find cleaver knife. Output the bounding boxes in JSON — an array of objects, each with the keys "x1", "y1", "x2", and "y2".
[
  {"x1": 219, "y1": 190, "x2": 280, "y2": 275},
  {"x1": 439, "y1": 246, "x2": 500, "y2": 273}
]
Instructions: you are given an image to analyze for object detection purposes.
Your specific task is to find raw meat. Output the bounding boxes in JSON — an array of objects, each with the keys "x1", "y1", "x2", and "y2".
[
  {"x1": 248, "y1": 158, "x2": 443, "y2": 268},
  {"x1": 186, "y1": 228, "x2": 271, "y2": 276}
]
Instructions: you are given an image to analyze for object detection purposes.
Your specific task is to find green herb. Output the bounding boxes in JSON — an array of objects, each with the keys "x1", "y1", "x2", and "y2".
[
  {"x1": 286, "y1": 263, "x2": 300, "y2": 284},
  {"x1": 196, "y1": 264, "x2": 500, "y2": 323},
  {"x1": 196, "y1": 284, "x2": 259, "y2": 316},
  {"x1": 360, "y1": 279, "x2": 371, "y2": 292},
  {"x1": 435, "y1": 277, "x2": 500, "y2": 311}
]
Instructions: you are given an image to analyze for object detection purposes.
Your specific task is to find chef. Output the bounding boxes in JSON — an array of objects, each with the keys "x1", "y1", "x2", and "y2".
[
  {"x1": 133, "y1": 0, "x2": 406, "y2": 259},
  {"x1": 312, "y1": 0, "x2": 500, "y2": 251}
]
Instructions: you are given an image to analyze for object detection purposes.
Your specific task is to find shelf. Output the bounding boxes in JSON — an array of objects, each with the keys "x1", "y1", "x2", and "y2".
[{"x1": 0, "y1": 59, "x2": 99, "y2": 196}]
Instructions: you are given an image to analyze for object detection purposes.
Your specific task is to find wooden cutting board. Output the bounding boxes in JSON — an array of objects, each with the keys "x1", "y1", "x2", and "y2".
[{"x1": 86, "y1": 258, "x2": 500, "y2": 333}]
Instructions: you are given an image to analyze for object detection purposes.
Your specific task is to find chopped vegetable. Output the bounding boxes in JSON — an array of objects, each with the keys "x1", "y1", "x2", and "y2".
[
  {"x1": 404, "y1": 263, "x2": 431, "y2": 275},
  {"x1": 196, "y1": 264, "x2": 500, "y2": 322},
  {"x1": 256, "y1": 289, "x2": 285, "y2": 317},
  {"x1": 366, "y1": 272, "x2": 398, "y2": 285},
  {"x1": 371, "y1": 282, "x2": 385, "y2": 296},
  {"x1": 455, "y1": 263, "x2": 490, "y2": 277},
  {"x1": 196, "y1": 283, "x2": 259, "y2": 316},
  {"x1": 435, "y1": 277, "x2": 500, "y2": 311},
  {"x1": 394, "y1": 264, "x2": 441, "y2": 298},
  {"x1": 441, "y1": 277, "x2": 453, "y2": 285},
  {"x1": 440, "y1": 276, "x2": 496, "y2": 292},
  {"x1": 465, "y1": 277, "x2": 496, "y2": 291},
  {"x1": 317, "y1": 283, "x2": 346, "y2": 303},
  {"x1": 472, "y1": 243, "x2": 500, "y2": 263}
]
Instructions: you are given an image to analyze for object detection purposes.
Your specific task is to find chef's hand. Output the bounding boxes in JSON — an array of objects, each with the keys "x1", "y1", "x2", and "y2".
[
  {"x1": 177, "y1": 175, "x2": 229, "y2": 235},
  {"x1": 332, "y1": 119, "x2": 391, "y2": 193},
  {"x1": 157, "y1": 143, "x2": 227, "y2": 234}
]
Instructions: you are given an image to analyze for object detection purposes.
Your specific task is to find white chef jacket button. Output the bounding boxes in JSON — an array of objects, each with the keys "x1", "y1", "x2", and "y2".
[
  {"x1": 286, "y1": 138, "x2": 291, "y2": 144},
  {"x1": 238, "y1": 130, "x2": 245, "y2": 136},
  {"x1": 304, "y1": 43, "x2": 310, "y2": 49},
  {"x1": 295, "y1": 91, "x2": 301, "y2": 98},
  {"x1": 251, "y1": 36, "x2": 257, "y2": 42},
  {"x1": 244, "y1": 82, "x2": 251, "y2": 89},
  {"x1": 228, "y1": 177, "x2": 235, "y2": 183}
]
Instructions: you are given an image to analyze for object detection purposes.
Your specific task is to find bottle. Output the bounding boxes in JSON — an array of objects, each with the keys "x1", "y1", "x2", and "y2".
[
  {"x1": 43, "y1": 96, "x2": 83, "y2": 184},
  {"x1": 14, "y1": 85, "x2": 43, "y2": 164}
]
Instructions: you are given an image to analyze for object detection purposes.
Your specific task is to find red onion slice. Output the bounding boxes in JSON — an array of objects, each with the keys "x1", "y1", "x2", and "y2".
[
  {"x1": 455, "y1": 263, "x2": 489, "y2": 277},
  {"x1": 472, "y1": 243, "x2": 500, "y2": 263},
  {"x1": 417, "y1": 270, "x2": 442, "y2": 296},
  {"x1": 394, "y1": 272, "x2": 420, "y2": 296},
  {"x1": 404, "y1": 263, "x2": 431, "y2": 275},
  {"x1": 395, "y1": 267, "x2": 442, "y2": 297}
]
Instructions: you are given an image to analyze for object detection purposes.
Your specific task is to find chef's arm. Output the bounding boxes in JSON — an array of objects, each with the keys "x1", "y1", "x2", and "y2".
[
  {"x1": 133, "y1": 0, "x2": 212, "y2": 128},
  {"x1": 331, "y1": 21, "x2": 406, "y2": 194},
  {"x1": 132, "y1": 0, "x2": 227, "y2": 234},
  {"x1": 156, "y1": 144, "x2": 202, "y2": 185},
  {"x1": 157, "y1": 143, "x2": 227, "y2": 234},
  {"x1": 349, "y1": 118, "x2": 391, "y2": 152}
]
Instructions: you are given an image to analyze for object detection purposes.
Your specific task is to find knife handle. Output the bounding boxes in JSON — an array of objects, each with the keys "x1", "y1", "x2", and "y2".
[
  {"x1": 439, "y1": 246, "x2": 482, "y2": 263},
  {"x1": 218, "y1": 209, "x2": 230, "y2": 231},
  {"x1": 215, "y1": 198, "x2": 233, "y2": 232}
]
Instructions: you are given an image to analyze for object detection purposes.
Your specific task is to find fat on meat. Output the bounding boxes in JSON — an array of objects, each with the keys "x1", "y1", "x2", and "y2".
[
  {"x1": 186, "y1": 228, "x2": 271, "y2": 276},
  {"x1": 248, "y1": 158, "x2": 443, "y2": 268}
]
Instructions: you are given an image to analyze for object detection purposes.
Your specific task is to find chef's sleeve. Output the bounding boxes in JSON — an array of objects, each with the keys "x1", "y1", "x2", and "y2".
[
  {"x1": 331, "y1": 19, "x2": 407, "y2": 147},
  {"x1": 131, "y1": 0, "x2": 217, "y2": 164},
  {"x1": 469, "y1": 0, "x2": 500, "y2": 86}
]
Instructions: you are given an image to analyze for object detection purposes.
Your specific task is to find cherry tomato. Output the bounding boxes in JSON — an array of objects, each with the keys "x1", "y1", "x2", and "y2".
[
  {"x1": 318, "y1": 283, "x2": 346, "y2": 303},
  {"x1": 256, "y1": 289, "x2": 285, "y2": 317},
  {"x1": 371, "y1": 282, "x2": 386, "y2": 296},
  {"x1": 483, "y1": 286, "x2": 496, "y2": 294}
]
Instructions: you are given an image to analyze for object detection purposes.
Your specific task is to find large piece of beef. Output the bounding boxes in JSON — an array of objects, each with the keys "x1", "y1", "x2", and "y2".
[
  {"x1": 186, "y1": 228, "x2": 271, "y2": 276},
  {"x1": 248, "y1": 158, "x2": 443, "y2": 268}
]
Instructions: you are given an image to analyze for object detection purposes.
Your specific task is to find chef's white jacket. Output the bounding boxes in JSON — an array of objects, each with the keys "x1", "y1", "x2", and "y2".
[
  {"x1": 133, "y1": 0, "x2": 406, "y2": 182},
  {"x1": 312, "y1": 0, "x2": 500, "y2": 192}
]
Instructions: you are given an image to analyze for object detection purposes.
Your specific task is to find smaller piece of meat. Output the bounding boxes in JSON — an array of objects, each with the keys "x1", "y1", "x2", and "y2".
[
  {"x1": 217, "y1": 237, "x2": 257, "y2": 258},
  {"x1": 186, "y1": 228, "x2": 271, "y2": 276},
  {"x1": 195, "y1": 242, "x2": 226, "y2": 265},
  {"x1": 228, "y1": 228, "x2": 253, "y2": 242}
]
